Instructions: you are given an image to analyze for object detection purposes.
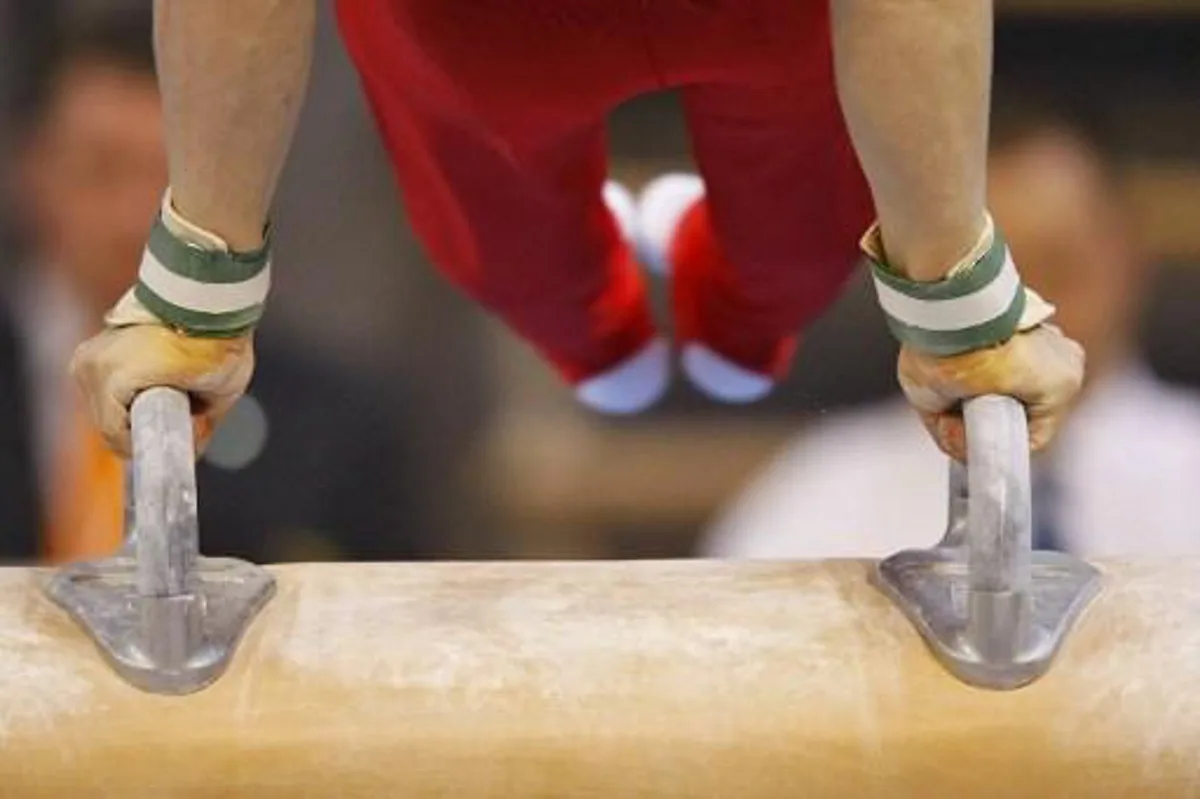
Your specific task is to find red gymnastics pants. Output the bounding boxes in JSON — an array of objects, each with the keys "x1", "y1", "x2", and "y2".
[{"x1": 335, "y1": 0, "x2": 873, "y2": 391}]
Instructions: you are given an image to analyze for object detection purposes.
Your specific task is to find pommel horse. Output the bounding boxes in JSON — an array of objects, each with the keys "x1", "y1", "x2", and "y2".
[{"x1": 0, "y1": 389, "x2": 1195, "y2": 797}]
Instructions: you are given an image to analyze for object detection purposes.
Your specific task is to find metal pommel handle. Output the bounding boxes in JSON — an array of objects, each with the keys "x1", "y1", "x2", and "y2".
[
  {"x1": 873, "y1": 394, "x2": 1102, "y2": 690},
  {"x1": 958, "y1": 396, "x2": 1033, "y2": 661},
  {"x1": 44, "y1": 387, "x2": 276, "y2": 695},
  {"x1": 131, "y1": 387, "x2": 200, "y2": 598}
]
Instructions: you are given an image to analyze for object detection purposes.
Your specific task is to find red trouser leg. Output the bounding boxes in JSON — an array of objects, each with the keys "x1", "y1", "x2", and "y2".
[
  {"x1": 667, "y1": 13, "x2": 875, "y2": 380},
  {"x1": 335, "y1": 1, "x2": 656, "y2": 386}
]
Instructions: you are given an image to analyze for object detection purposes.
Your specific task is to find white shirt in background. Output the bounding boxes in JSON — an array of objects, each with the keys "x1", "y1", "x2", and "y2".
[{"x1": 702, "y1": 362, "x2": 1200, "y2": 559}]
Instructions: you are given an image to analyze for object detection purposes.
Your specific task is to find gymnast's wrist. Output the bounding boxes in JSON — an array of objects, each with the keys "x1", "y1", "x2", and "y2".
[
  {"x1": 131, "y1": 190, "x2": 272, "y2": 338},
  {"x1": 862, "y1": 212, "x2": 1047, "y2": 357}
]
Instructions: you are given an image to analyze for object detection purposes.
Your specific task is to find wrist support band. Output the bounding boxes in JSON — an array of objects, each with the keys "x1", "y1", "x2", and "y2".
[
  {"x1": 863, "y1": 215, "x2": 1026, "y2": 356},
  {"x1": 134, "y1": 192, "x2": 271, "y2": 337}
]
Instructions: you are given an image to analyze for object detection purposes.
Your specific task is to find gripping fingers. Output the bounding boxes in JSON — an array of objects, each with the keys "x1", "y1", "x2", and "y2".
[
  {"x1": 69, "y1": 325, "x2": 255, "y2": 459},
  {"x1": 1025, "y1": 400, "x2": 1069, "y2": 453},
  {"x1": 923, "y1": 407, "x2": 1055, "y2": 461},
  {"x1": 70, "y1": 336, "x2": 131, "y2": 457},
  {"x1": 97, "y1": 395, "x2": 134, "y2": 459},
  {"x1": 920, "y1": 411, "x2": 967, "y2": 462},
  {"x1": 913, "y1": 387, "x2": 1068, "y2": 460}
]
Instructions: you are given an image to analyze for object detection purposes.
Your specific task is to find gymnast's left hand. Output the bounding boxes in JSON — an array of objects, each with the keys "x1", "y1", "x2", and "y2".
[{"x1": 69, "y1": 290, "x2": 256, "y2": 459}]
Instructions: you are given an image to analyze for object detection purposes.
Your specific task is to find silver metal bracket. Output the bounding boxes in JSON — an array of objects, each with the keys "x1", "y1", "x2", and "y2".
[
  {"x1": 871, "y1": 395, "x2": 1102, "y2": 690},
  {"x1": 44, "y1": 387, "x2": 275, "y2": 695}
]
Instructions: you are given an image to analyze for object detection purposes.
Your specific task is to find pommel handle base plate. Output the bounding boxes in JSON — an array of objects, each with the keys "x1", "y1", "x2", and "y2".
[
  {"x1": 873, "y1": 548, "x2": 1101, "y2": 690},
  {"x1": 43, "y1": 387, "x2": 275, "y2": 695},
  {"x1": 45, "y1": 549, "x2": 275, "y2": 695}
]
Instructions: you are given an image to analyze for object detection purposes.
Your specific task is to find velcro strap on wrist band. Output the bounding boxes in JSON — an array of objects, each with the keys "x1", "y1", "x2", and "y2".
[
  {"x1": 865, "y1": 219, "x2": 1026, "y2": 356},
  {"x1": 134, "y1": 195, "x2": 270, "y2": 337}
]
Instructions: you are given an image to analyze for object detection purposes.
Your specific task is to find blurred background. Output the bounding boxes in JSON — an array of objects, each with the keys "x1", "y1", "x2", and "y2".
[{"x1": 0, "y1": 0, "x2": 1197, "y2": 565}]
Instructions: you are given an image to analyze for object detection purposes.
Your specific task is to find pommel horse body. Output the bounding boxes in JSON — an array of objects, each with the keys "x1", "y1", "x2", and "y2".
[{"x1": 1, "y1": 389, "x2": 1196, "y2": 798}]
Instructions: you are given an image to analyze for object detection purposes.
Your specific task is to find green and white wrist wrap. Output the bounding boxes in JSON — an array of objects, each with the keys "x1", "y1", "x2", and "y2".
[
  {"x1": 133, "y1": 194, "x2": 271, "y2": 337},
  {"x1": 864, "y1": 216, "x2": 1034, "y2": 357}
]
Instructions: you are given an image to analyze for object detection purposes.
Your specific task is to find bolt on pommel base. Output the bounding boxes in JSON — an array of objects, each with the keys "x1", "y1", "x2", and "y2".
[
  {"x1": 44, "y1": 388, "x2": 275, "y2": 696},
  {"x1": 871, "y1": 395, "x2": 1102, "y2": 691}
]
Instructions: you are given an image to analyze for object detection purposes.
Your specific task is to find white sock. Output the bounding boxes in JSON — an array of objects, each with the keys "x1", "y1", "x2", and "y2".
[
  {"x1": 575, "y1": 338, "x2": 671, "y2": 414},
  {"x1": 681, "y1": 343, "x2": 773, "y2": 404}
]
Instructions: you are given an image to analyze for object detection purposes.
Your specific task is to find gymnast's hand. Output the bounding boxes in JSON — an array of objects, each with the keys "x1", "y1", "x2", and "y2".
[
  {"x1": 70, "y1": 290, "x2": 255, "y2": 459},
  {"x1": 863, "y1": 213, "x2": 1085, "y2": 461},
  {"x1": 897, "y1": 319, "x2": 1085, "y2": 462}
]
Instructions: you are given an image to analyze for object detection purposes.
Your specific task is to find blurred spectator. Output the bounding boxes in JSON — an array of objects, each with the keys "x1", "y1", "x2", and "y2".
[
  {"x1": 0, "y1": 10, "x2": 431, "y2": 563},
  {"x1": 702, "y1": 95, "x2": 1200, "y2": 559}
]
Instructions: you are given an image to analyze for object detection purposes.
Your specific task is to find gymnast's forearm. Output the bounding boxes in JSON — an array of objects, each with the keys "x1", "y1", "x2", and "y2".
[
  {"x1": 830, "y1": 0, "x2": 991, "y2": 281},
  {"x1": 153, "y1": 0, "x2": 316, "y2": 251}
]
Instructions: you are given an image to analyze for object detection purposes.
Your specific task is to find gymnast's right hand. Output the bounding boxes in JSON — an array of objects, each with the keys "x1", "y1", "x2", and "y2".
[
  {"x1": 70, "y1": 290, "x2": 255, "y2": 458},
  {"x1": 862, "y1": 213, "x2": 1084, "y2": 461}
]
